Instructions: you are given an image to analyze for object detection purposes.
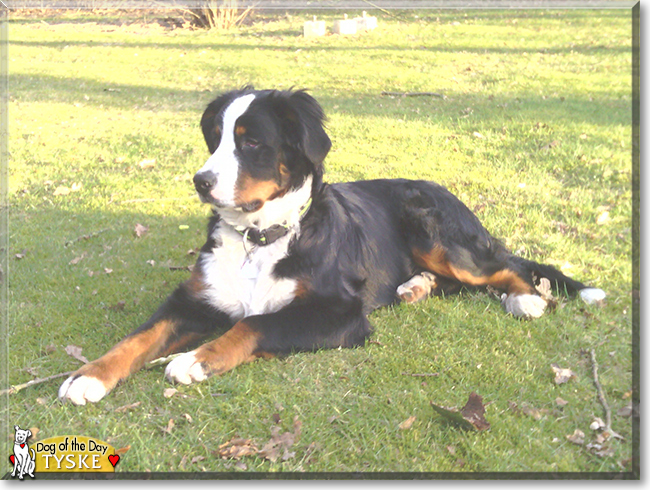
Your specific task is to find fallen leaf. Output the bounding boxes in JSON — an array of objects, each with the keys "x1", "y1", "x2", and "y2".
[
  {"x1": 446, "y1": 445, "x2": 456, "y2": 456},
  {"x1": 183, "y1": 413, "x2": 193, "y2": 424},
  {"x1": 216, "y1": 438, "x2": 258, "y2": 460},
  {"x1": 43, "y1": 344, "x2": 57, "y2": 355},
  {"x1": 115, "y1": 445, "x2": 131, "y2": 456},
  {"x1": 594, "y1": 446, "x2": 615, "y2": 458},
  {"x1": 398, "y1": 415, "x2": 416, "y2": 430},
  {"x1": 566, "y1": 429, "x2": 585, "y2": 445},
  {"x1": 71, "y1": 182, "x2": 83, "y2": 192},
  {"x1": 69, "y1": 253, "x2": 87, "y2": 265},
  {"x1": 431, "y1": 392, "x2": 490, "y2": 431},
  {"x1": 521, "y1": 403, "x2": 544, "y2": 421},
  {"x1": 108, "y1": 301, "x2": 125, "y2": 311},
  {"x1": 14, "y1": 253, "x2": 26, "y2": 260},
  {"x1": 472, "y1": 131, "x2": 484, "y2": 139},
  {"x1": 190, "y1": 455, "x2": 205, "y2": 464},
  {"x1": 590, "y1": 417, "x2": 606, "y2": 431},
  {"x1": 138, "y1": 159, "x2": 156, "y2": 169},
  {"x1": 617, "y1": 403, "x2": 633, "y2": 417},
  {"x1": 65, "y1": 345, "x2": 89, "y2": 364},
  {"x1": 162, "y1": 418, "x2": 175, "y2": 435},
  {"x1": 134, "y1": 223, "x2": 149, "y2": 238},
  {"x1": 235, "y1": 461, "x2": 248, "y2": 470},
  {"x1": 555, "y1": 397, "x2": 569, "y2": 407},
  {"x1": 35, "y1": 397, "x2": 48, "y2": 406},
  {"x1": 147, "y1": 260, "x2": 155, "y2": 266},
  {"x1": 551, "y1": 363, "x2": 577, "y2": 384},
  {"x1": 104, "y1": 268, "x2": 113, "y2": 274},
  {"x1": 163, "y1": 388, "x2": 178, "y2": 398},
  {"x1": 53, "y1": 186, "x2": 71, "y2": 196},
  {"x1": 597, "y1": 211, "x2": 610, "y2": 225},
  {"x1": 115, "y1": 402, "x2": 141, "y2": 413},
  {"x1": 258, "y1": 416, "x2": 302, "y2": 463}
]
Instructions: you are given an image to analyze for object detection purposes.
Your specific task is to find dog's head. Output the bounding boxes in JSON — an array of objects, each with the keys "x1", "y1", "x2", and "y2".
[
  {"x1": 14, "y1": 426, "x2": 31, "y2": 444},
  {"x1": 194, "y1": 88, "x2": 331, "y2": 215}
]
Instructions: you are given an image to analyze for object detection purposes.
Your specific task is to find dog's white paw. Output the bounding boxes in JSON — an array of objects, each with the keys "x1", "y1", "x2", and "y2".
[
  {"x1": 501, "y1": 293, "x2": 547, "y2": 319},
  {"x1": 165, "y1": 351, "x2": 208, "y2": 385},
  {"x1": 580, "y1": 288, "x2": 606, "y2": 305},
  {"x1": 58, "y1": 375, "x2": 108, "y2": 405}
]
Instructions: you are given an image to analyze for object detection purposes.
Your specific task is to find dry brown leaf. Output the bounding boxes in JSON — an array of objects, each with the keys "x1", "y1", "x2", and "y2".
[
  {"x1": 590, "y1": 417, "x2": 606, "y2": 431},
  {"x1": 398, "y1": 415, "x2": 416, "y2": 430},
  {"x1": 258, "y1": 416, "x2": 302, "y2": 463},
  {"x1": 183, "y1": 413, "x2": 193, "y2": 424},
  {"x1": 597, "y1": 211, "x2": 610, "y2": 225},
  {"x1": 138, "y1": 159, "x2": 156, "y2": 169},
  {"x1": 617, "y1": 402, "x2": 633, "y2": 417},
  {"x1": 29, "y1": 427, "x2": 40, "y2": 441},
  {"x1": 115, "y1": 445, "x2": 131, "y2": 456},
  {"x1": 163, "y1": 388, "x2": 178, "y2": 398},
  {"x1": 115, "y1": 402, "x2": 141, "y2": 413},
  {"x1": 555, "y1": 397, "x2": 569, "y2": 407},
  {"x1": 68, "y1": 253, "x2": 87, "y2": 265},
  {"x1": 162, "y1": 418, "x2": 175, "y2": 435},
  {"x1": 53, "y1": 186, "x2": 71, "y2": 196},
  {"x1": 134, "y1": 223, "x2": 149, "y2": 238},
  {"x1": 566, "y1": 429, "x2": 585, "y2": 445},
  {"x1": 551, "y1": 363, "x2": 577, "y2": 384},
  {"x1": 190, "y1": 455, "x2": 205, "y2": 464},
  {"x1": 216, "y1": 438, "x2": 258, "y2": 460},
  {"x1": 431, "y1": 392, "x2": 490, "y2": 431},
  {"x1": 520, "y1": 403, "x2": 546, "y2": 421},
  {"x1": 65, "y1": 345, "x2": 89, "y2": 364}
]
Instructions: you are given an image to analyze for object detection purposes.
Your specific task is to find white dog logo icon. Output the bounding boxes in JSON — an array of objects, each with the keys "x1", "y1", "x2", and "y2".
[{"x1": 11, "y1": 426, "x2": 36, "y2": 479}]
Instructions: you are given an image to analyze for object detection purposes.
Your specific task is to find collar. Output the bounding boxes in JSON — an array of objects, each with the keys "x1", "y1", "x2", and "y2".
[{"x1": 233, "y1": 197, "x2": 312, "y2": 247}]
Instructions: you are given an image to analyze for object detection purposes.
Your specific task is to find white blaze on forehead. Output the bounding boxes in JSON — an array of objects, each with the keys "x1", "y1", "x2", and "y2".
[{"x1": 198, "y1": 93, "x2": 256, "y2": 205}]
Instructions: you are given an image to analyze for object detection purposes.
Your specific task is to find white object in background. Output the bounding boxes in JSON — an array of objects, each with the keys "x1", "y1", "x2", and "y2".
[
  {"x1": 304, "y1": 16, "x2": 326, "y2": 37},
  {"x1": 355, "y1": 11, "x2": 377, "y2": 31},
  {"x1": 333, "y1": 14, "x2": 358, "y2": 35}
]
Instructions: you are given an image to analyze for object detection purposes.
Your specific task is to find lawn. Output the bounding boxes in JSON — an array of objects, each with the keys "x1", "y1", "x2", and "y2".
[{"x1": 4, "y1": 6, "x2": 637, "y2": 477}]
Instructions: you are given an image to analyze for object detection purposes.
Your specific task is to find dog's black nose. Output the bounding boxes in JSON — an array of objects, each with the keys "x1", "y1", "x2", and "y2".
[{"x1": 193, "y1": 171, "x2": 217, "y2": 195}]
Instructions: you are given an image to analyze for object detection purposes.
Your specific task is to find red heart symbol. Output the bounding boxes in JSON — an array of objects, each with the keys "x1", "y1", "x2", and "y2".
[
  {"x1": 9, "y1": 455, "x2": 15, "y2": 465},
  {"x1": 108, "y1": 454, "x2": 120, "y2": 467},
  {"x1": 20, "y1": 444, "x2": 25, "y2": 449}
]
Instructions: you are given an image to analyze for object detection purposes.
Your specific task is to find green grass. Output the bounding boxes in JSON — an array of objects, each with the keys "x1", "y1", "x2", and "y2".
[{"x1": 6, "y1": 8, "x2": 635, "y2": 475}]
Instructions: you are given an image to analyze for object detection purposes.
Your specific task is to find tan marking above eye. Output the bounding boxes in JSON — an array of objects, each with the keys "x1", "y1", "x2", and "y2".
[
  {"x1": 235, "y1": 125, "x2": 247, "y2": 136},
  {"x1": 215, "y1": 127, "x2": 221, "y2": 136}
]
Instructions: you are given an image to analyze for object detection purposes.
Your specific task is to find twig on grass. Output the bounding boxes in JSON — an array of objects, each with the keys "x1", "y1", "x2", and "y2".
[
  {"x1": 381, "y1": 91, "x2": 445, "y2": 99},
  {"x1": 0, "y1": 371, "x2": 73, "y2": 396},
  {"x1": 64, "y1": 228, "x2": 110, "y2": 247},
  {"x1": 589, "y1": 348, "x2": 625, "y2": 440},
  {"x1": 2, "y1": 353, "x2": 184, "y2": 396}
]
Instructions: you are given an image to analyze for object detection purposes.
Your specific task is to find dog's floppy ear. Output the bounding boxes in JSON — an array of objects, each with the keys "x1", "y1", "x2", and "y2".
[
  {"x1": 200, "y1": 87, "x2": 254, "y2": 154},
  {"x1": 26, "y1": 430, "x2": 31, "y2": 438},
  {"x1": 272, "y1": 90, "x2": 332, "y2": 169}
]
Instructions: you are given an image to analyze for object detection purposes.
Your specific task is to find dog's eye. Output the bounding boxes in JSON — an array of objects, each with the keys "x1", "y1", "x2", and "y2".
[{"x1": 243, "y1": 139, "x2": 259, "y2": 149}]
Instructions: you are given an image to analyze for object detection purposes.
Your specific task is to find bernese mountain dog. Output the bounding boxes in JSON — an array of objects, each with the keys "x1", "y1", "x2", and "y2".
[{"x1": 59, "y1": 88, "x2": 606, "y2": 405}]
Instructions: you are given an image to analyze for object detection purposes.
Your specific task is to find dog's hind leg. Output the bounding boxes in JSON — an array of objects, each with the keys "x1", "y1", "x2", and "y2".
[{"x1": 397, "y1": 272, "x2": 438, "y2": 303}]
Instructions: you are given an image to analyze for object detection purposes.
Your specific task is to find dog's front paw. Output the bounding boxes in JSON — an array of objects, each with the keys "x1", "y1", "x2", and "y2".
[
  {"x1": 58, "y1": 375, "x2": 109, "y2": 405},
  {"x1": 165, "y1": 351, "x2": 208, "y2": 385}
]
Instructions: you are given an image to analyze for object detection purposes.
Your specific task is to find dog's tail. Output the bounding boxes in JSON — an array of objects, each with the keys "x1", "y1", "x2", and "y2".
[{"x1": 508, "y1": 255, "x2": 606, "y2": 304}]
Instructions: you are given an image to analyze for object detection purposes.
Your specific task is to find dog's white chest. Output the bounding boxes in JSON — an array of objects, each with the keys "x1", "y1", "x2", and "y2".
[{"x1": 200, "y1": 228, "x2": 297, "y2": 320}]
